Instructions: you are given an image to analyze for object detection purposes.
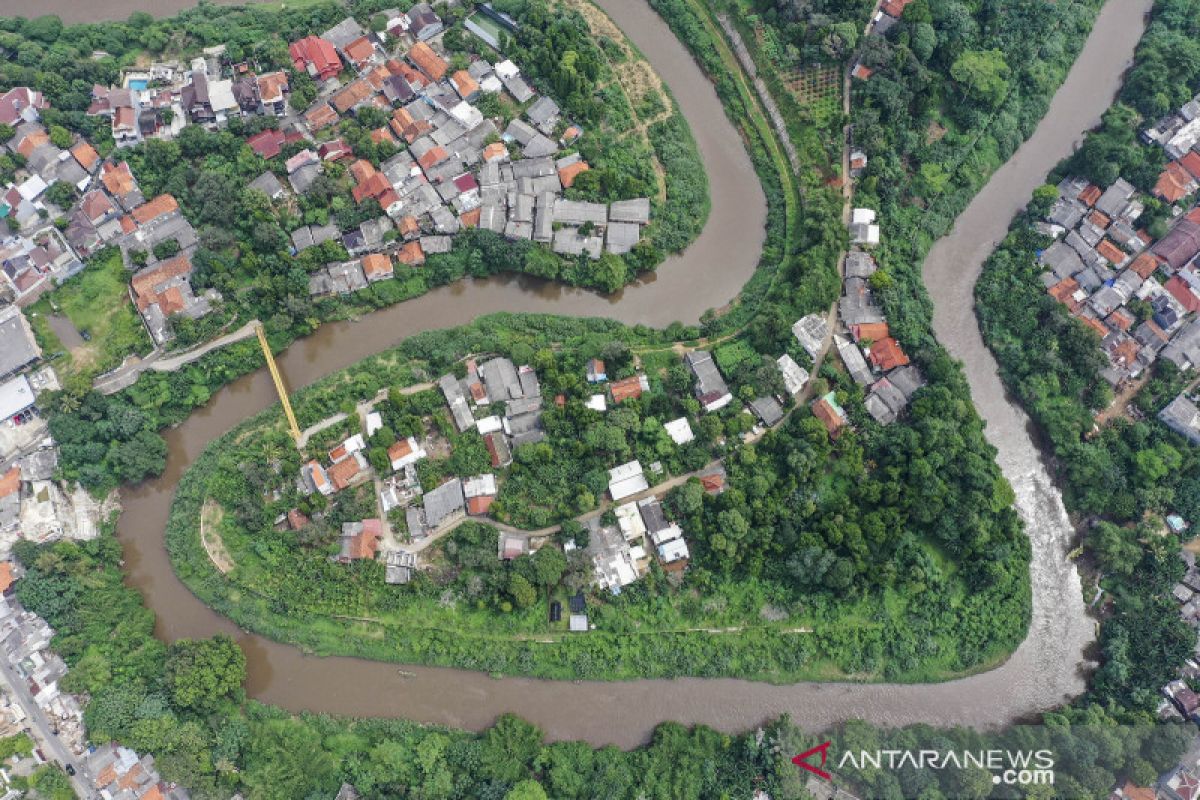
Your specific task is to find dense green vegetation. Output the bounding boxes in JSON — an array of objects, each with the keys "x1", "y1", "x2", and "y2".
[
  {"x1": 166, "y1": 313, "x2": 1027, "y2": 682},
  {"x1": 976, "y1": 0, "x2": 1200, "y2": 715},
  {"x1": 26, "y1": 247, "x2": 154, "y2": 379},
  {"x1": 14, "y1": 526, "x2": 1197, "y2": 799}
]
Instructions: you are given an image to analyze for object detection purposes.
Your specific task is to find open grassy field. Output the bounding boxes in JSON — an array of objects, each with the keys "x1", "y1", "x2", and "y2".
[{"x1": 27, "y1": 249, "x2": 152, "y2": 378}]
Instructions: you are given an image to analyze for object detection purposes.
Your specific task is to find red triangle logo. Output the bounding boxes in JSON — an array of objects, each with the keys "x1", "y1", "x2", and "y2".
[{"x1": 792, "y1": 741, "x2": 832, "y2": 780}]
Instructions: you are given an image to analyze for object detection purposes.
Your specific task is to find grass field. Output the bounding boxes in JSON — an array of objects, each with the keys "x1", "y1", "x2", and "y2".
[{"x1": 27, "y1": 249, "x2": 152, "y2": 379}]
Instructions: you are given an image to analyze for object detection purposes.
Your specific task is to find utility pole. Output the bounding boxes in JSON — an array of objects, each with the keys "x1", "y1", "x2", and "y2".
[{"x1": 254, "y1": 322, "x2": 302, "y2": 446}]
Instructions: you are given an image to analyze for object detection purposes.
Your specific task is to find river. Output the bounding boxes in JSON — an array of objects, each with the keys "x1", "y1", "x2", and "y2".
[{"x1": 0, "y1": 0, "x2": 1150, "y2": 747}]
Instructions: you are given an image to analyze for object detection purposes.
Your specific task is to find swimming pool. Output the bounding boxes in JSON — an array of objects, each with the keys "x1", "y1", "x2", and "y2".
[{"x1": 128, "y1": 78, "x2": 148, "y2": 90}]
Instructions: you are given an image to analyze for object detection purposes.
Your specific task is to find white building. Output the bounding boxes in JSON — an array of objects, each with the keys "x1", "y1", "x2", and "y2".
[
  {"x1": 608, "y1": 460, "x2": 648, "y2": 501},
  {"x1": 663, "y1": 417, "x2": 694, "y2": 445}
]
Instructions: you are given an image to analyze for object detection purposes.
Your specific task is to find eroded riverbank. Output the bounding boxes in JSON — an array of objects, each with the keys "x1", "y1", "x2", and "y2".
[{"x1": 0, "y1": 0, "x2": 1150, "y2": 746}]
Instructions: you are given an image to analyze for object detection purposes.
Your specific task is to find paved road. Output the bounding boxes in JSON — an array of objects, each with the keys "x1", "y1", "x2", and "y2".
[{"x1": 0, "y1": 657, "x2": 93, "y2": 798}]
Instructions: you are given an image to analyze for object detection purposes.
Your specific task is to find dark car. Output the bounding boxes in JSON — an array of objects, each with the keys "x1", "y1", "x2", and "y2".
[{"x1": 65, "y1": 764, "x2": 76, "y2": 776}]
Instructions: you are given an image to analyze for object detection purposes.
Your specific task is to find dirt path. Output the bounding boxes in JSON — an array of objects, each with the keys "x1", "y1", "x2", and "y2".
[
  {"x1": 563, "y1": 0, "x2": 670, "y2": 200},
  {"x1": 200, "y1": 500, "x2": 234, "y2": 575}
]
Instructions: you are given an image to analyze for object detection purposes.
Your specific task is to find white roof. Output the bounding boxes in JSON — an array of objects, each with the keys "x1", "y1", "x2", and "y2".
[
  {"x1": 17, "y1": 175, "x2": 47, "y2": 201},
  {"x1": 650, "y1": 523, "x2": 683, "y2": 547},
  {"x1": 609, "y1": 474, "x2": 649, "y2": 501},
  {"x1": 450, "y1": 101, "x2": 483, "y2": 129},
  {"x1": 615, "y1": 502, "x2": 646, "y2": 539},
  {"x1": 476, "y1": 415, "x2": 503, "y2": 434},
  {"x1": 343, "y1": 433, "x2": 366, "y2": 453},
  {"x1": 0, "y1": 375, "x2": 34, "y2": 420},
  {"x1": 777, "y1": 353, "x2": 809, "y2": 395},
  {"x1": 658, "y1": 538, "x2": 689, "y2": 563},
  {"x1": 207, "y1": 78, "x2": 238, "y2": 112},
  {"x1": 462, "y1": 473, "x2": 497, "y2": 498},
  {"x1": 480, "y1": 75, "x2": 503, "y2": 94},
  {"x1": 851, "y1": 207, "x2": 876, "y2": 225},
  {"x1": 365, "y1": 411, "x2": 383, "y2": 437},
  {"x1": 586, "y1": 394, "x2": 607, "y2": 412},
  {"x1": 494, "y1": 60, "x2": 520, "y2": 80},
  {"x1": 663, "y1": 417, "x2": 694, "y2": 445},
  {"x1": 569, "y1": 613, "x2": 588, "y2": 631},
  {"x1": 629, "y1": 544, "x2": 647, "y2": 562}
]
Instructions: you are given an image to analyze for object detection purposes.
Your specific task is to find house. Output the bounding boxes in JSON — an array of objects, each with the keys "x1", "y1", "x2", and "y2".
[
  {"x1": 412, "y1": 478, "x2": 465, "y2": 537},
  {"x1": 339, "y1": 519, "x2": 382, "y2": 562},
  {"x1": 849, "y1": 207, "x2": 880, "y2": 245},
  {"x1": 586, "y1": 358, "x2": 607, "y2": 382},
  {"x1": 343, "y1": 36, "x2": 378, "y2": 70},
  {"x1": 0, "y1": 87, "x2": 47, "y2": 126},
  {"x1": 684, "y1": 350, "x2": 733, "y2": 412},
  {"x1": 439, "y1": 373, "x2": 476, "y2": 431},
  {"x1": 323, "y1": 16, "x2": 367, "y2": 50},
  {"x1": 0, "y1": 375, "x2": 35, "y2": 425},
  {"x1": 811, "y1": 391, "x2": 847, "y2": 437},
  {"x1": 608, "y1": 460, "x2": 648, "y2": 501},
  {"x1": 385, "y1": 550, "x2": 418, "y2": 584},
  {"x1": 749, "y1": 396, "x2": 785, "y2": 427},
  {"x1": 868, "y1": 338, "x2": 910, "y2": 370},
  {"x1": 1160, "y1": 395, "x2": 1200, "y2": 445},
  {"x1": 835, "y1": 335, "x2": 873, "y2": 386},
  {"x1": 463, "y1": 474, "x2": 498, "y2": 515},
  {"x1": 450, "y1": 70, "x2": 480, "y2": 102},
  {"x1": 0, "y1": 307, "x2": 40, "y2": 381},
  {"x1": 302, "y1": 460, "x2": 333, "y2": 496},
  {"x1": 408, "y1": 42, "x2": 448, "y2": 82},
  {"x1": 777, "y1": 354, "x2": 809, "y2": 395},
  {"x1": 698, "y1": 463, "x2": 726, "y2": 494},
  {"x1": 484, "y1": 431, "x2": 512, "y2": 468},
  {"x1": 388, "y1": 436, "x2": 427, "y2": 470},
  {"x1": 664, "y1": 417, "x2": 694, "y2": 445},
  {"x1": 130, "y1": 254, "x2": 213, "y2": 345},
  {"x1": 247, "y1": 129, "x2": 287, "y2": 159},
  {"x1": 248, "y1": 171, "x2": 285, "y2": 200},
  {"x1": 290, "y1": 36, "x2": 342, "y2": 81},
  {"x1": 361, "y1": 253, "x2": 394, "y2": 282},
  {"x1": 609, "y1": 374, "x2": 649, "y2": 403},
  {"x1": 792, "y1": 314, "x2": 829, "y2": 360},
  {"x1": 328, "y1": 452, "x2": 366, "y2": 492}
]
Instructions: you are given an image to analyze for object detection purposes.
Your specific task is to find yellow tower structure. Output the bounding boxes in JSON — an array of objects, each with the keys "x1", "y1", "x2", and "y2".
[{"x1": 254, "y1": 322, "x2": 302, "y2": 446}]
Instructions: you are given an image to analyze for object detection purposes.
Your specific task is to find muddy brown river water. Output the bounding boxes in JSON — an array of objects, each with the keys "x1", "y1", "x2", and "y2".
[{"x1": 0, "y1": 0, "x2": 1151, "y2": 746}]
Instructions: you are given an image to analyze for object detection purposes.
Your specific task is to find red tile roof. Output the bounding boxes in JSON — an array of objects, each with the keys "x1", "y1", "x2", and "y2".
[
  {"x1": 851, "y1": 321, "x2": 889, "y2": 342},
  {"x1": 868, "y1": 338, "x2": 909, "y2": 370},
  {"x1": 417, "y1": 146, "x2": 448, "y2": 170},
  {"x1": 70, "y1": 141, "x2": 99, "y2": 171},
  {"x1": 408, "y1": 41, "x2": 448, "y2": 81},
  {"x1": 558, "y1": 161, "x2": 590, "y2": 188},
  {"x1": 1128, "y1": 252, "x2": 1160, "y2": 279},
  {"x1": 1078, "y1": 184, "x2": 1102, "y2": 207},
  {"x1": 1155, "y1": 161, "x2": 1195, "y2": 203},
  {"x1": 343, "y1": 36, "x2": 376, "y2": 67},
  {"x1": 0, "y1": 468, "x2": 18, "y2": 499},
  {"x1": 609, "y1": 375, "x2": 645, "y2": 403},
  {"x1": 1166, "y1": 275, "x2": 1200, "y2": 313},
  {"x1": 467, "y1": 495, "x2": 495, "y2": 515},
  {"x1": 460, "y1": 207, "x2": 481, "y2": 228},
  {"x1": 1182, "y1": 151, "x2": 1200, "y2": 181},
  {"x1": 328, "y1": 457, "x2": 361, "y2": 491},
  {"x1": 811, "y1": 398, "x2": 845, "y2": 437},
  {"x1": 305, "y1": 103, "x2": 339, "y2": 130},
  {"x1": 130, "y1": 194, "x2": 179, "y2": 225},
  {"x1": 1095, "y1": 238, "x2": 1126, "y2": 265},
  {"x1": 247, "y1": 128, "x2": 286, "y2": 159},
  {"x1": 342, "y1": 519, "x2": 381, "y2": 560},
  {"x1": 483, "y1": 142, "x2": 508, "y2": 162},
  {"x1": 361, "y1": 253, "x2": 393, "y2": 279},
  {"x1": 1048, "y1": 277, "x2": 1081, "y2": 312},
  {"x1": 397, "y1": 240, "x2": 425, "y2": 266},
  {"x1": 290, "y1": 36, "x2": 342, "y2": 80}
]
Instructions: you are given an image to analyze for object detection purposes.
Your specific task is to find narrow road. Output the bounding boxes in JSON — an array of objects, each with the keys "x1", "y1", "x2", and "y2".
[{"x1": 0, "y1": 658, "x2": 92, "y2": 798}]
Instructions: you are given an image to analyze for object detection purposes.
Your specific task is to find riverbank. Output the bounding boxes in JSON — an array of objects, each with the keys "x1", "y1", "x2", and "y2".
[{"x1": 5, "y1": 0, "x2": 1148, "y2": 749}]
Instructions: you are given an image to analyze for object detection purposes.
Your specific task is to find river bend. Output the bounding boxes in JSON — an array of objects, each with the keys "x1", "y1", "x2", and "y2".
[{"x1": 0, "y1": 0, "x2": 1150, "y2": 746}]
